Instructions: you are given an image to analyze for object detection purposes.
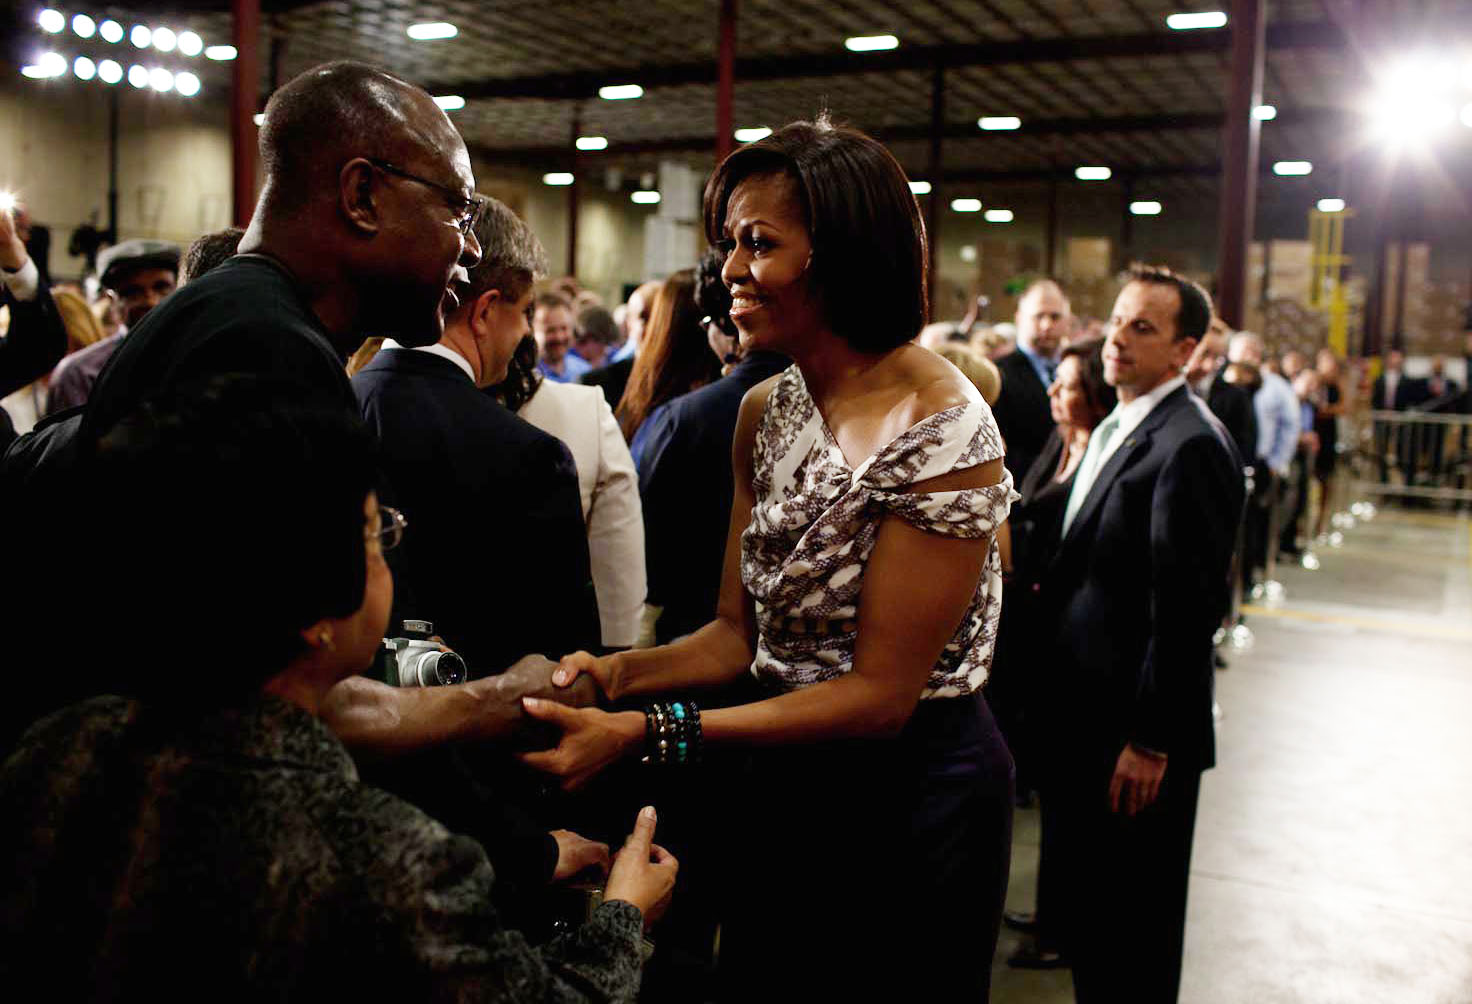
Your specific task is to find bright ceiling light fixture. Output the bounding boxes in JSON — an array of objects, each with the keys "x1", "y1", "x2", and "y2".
[
  {"x1": 909, "y1": 180, "x2": 932, "y2": 195},
  {"x1": 631, "y1": 190, "x2": 662, "y2": 204},
  {"x1": 74, "y1": 56, "x2": 96, "y2": 80},
  {"x1": 1075, "y1": 165, "x2": 1112, "y2": 180},
  {"x1": 1166, "y1": 11, "x2": 1228, "y2": 30},
  {"x1": 1272, "y1": 160, "x2": 1313, "y2": 175},
  {"x1": 984, "y1": 208, "x2": 1014, "y2": 223},
  {"x1": 97, "y1": 59, "x2": 122, "y2": 84},
  {"x1": 735, "y1": 126, "x2": 772, "y2": 142},
  {"x1": 845, "y1": 34, "x2": 899, "y2": 52},
  {"x1": 205, "y1": 45, "x2": 236, "y2": 60},
  {"x1": 99, "y1": 20, "x2": 124, "y2": 43},
  {"x1": 543, "y1": 173, "x2": 574, "y2": 186},
  {"x1": 153, "y1": 27, "x2": 177, "y2": 52},
  {"x1": 950, "y1": 198, "x2": 982, "y2": 212},
  {"x1": 576, "y1": 135, "x2": 609, "y2": 151},
  {"x1": 39, "y1": 51, "x2": 67, "y2": 77},
  {"x1": 599, "y1": 84, "x2": 643, "y2": 100},
  {"x1": 978, "y1": 116, "x2": 1022, "y2": 131},
  {"x1": 433, "y1": 95, "x2": 465, "y2": 110},
  {"x1": 131, "y1": 25, "x2": 152, "y2": 48},
  {"x1": 72, "y1": 14, "x2": 96, "y2": 38},
  {"x1": 1316, "y1": 198, "x2": 1346, "y2": 212},
  {"x1": 38, "y1": 9, "x2": 65, "y2": 33},
  {"x1": 178, "y1": 31, "x2": 203, "y2": 56},
  {"x1": 128, "y1": 64, "x2": 148, "y2": 88},
  {"x1": 150, "y1": 67, "x2": 174, "y2": 92},
  {"x1": 253, "y1": 113, "x2": 265, "y2": 126},
  {"x1": 406, "y1": 22, "x2": 457, "y2": 40},
  {"x1": 1254, "y1": 104, "x2": 1277, "y2": 120},
  {"x1": 1366, "y1": 55, "x2": 1464, "y2": 145},
  {"x1": 1130, "y1": 200, "x2": 1164, "y2": 215},
  {"x1": 175, "y1": 71, "x2": 200, "y2": 97}
]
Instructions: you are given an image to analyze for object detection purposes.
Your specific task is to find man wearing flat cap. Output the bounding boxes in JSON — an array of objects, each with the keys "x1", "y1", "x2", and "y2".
[{"x1": 44, "y1": 239, "x2": 180, "y2": 416}]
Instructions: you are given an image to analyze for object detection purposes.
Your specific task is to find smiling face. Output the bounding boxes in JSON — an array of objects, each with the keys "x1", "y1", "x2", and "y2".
[
  {"x1": 719, "y1": 172, "x2": 824, "y2": 355},
  {"x1": 1103, "y1": 280, "x2": 1197, "y2": 402},
  {"x1": 112, "y1": 266, "x2": 178, "y2": 327},
  {"x1": 534, "y1": 303, "x2": 573, "y2": 365}
]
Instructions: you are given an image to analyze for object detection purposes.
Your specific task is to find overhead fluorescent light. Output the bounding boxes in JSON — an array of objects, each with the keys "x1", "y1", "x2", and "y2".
[
  {"x1": 1254, "y1": 104, "x2": 1277, "y2": 120},
  {"x1": 1166, "y1": 11, "x2": 1228, "y2": 30},
  {"x1": 253, "y1": 113, "x2": 265, "y2": 126},
  {"x1": 434, "y1": 95, "x2": 465, "y2": 111},
  {"x1": 150, "y1": 67, "x2": 174, "y2": 92},
  {"x1": 1075, "y1": 165, "x2": 1112, "y2": 180},
  {"x1": 178, "y1": 31, "x2": 203, "y2": 56},
  {"x1": 128, "y1": 64, "x2": 148, "y2": 87},
  {"x1": 74, "y1": 56, "x2": 96, "y2": 80},
  {"x1": 845, "y1": 34, "x2": 899, "y2": 52},
  {"x1": 153, "y1": 27, "x2": 177, "y2": 52},
  {"x1": 20, "y1": 66, "x2": 51, "y2": 79},
  {"x1": 909, "y1": 180, "x2": 932, "y2": 195},
  {"x1": 631, "y1": 190, "x2": 662, "y2": 204},
  {"x1": 131, "y1": 25, "x2": 152, "y2": 48},
  {"x1": 99, "y1": 20, "x2": 124, "y2": 44},
  {"x1": 205, "y1": 45, "x2": 236, "y2": 60},
  {"x1": 38, "y1": 9, "x2": 64, "y2": 33},
  {"x1": 1273, "y1": 160, "x2": 1312, "y2": 175},
  {"x1": 1130, "y1": 200, "x2": 1163, "y2": 215},
  {"x1": 575, "y1": 135, "x2": 609, "y2": 151},
  {"x1": 735, "y1": 126, "x2": 772, "y2": 142},
  {"x1": 406, "y1": 22, "x2": 457, "y2": 40},
  {"x1": 984, "y1": 209, "x2": 1014, "y2": 223},
  {"x1": 97, "y1": 59, "x2": 122, "y2": 84},
  {"x1": 72, "y1": 14, "x2": 96, "y2": 38},
  {"x1": 599, "y1": 84, "x2": 644, "y2": 100},
  {"x1": 38, "y1": 51, "x2": 67, "y2": 77},
  {"x1": 1316, "y1": 198, "x2": 1346, "y2": 212},
  {"x1": 175, "y1": 71, "x2": 200, "y2": 96},
  {"x1": 978, "y1": 116, "x2": 1021, "y2": 130},
  {"x1": 950, "y1": 198, "x2": 983, "y2": 212},
  {"x1": 543, "y1": 173, "x2": 575, "y2": 186}
]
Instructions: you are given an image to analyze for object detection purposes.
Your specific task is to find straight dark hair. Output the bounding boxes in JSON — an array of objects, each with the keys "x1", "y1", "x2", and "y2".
[
  {"x1": 1058, "y1": 335, "x2": 1116, "y2": 426},
  {"x1": 703, "y1": 117, "x2": 928, "y2": 353},
  {"x1": 1124, "y1": 264, "x2": 1212, "y2": 343}
]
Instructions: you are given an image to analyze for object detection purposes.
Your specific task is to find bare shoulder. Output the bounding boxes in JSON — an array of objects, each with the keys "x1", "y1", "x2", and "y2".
[
  {"x1": 733, "y1": 372, "x2": 785, "y2": 472},
  {"x1": 895, "y1": 344, "x2": 982, "y2": 426}
]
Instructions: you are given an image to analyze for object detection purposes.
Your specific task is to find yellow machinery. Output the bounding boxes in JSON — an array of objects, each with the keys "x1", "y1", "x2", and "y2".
[{"x1": 1308, "y1": 207, "x2": 1354, "y2": 358}]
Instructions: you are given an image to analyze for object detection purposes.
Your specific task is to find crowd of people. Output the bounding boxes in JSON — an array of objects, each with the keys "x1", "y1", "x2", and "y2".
[{"x1": 0, "y1": 58, "x2": 1461, "y2": 1003}]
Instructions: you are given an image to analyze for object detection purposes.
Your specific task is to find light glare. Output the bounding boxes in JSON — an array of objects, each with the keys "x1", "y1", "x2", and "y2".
[
  {"x1": 1166, "y1": 11, "x2": 1228, "y2": 30},
  {"x1": 99, "y1": 20, "x2": 124, "y2": 43},
  {"x1": 1316, "y1": 198, "x2": 1346, "y2": 212},
  {"x1": 205, "y1": 45, "x2": 237, "y2": 60},
  {"x1": 950, "y1": 198, "x2": 982, "y2": 212},
  {"x1": 150, "y1": 67, "x2": 174, "y2": 92},
  {"x1": 984, "y1": 209, "x2": 1014, "y2": 223},
  {"x1": 599, "y1": 84, "x2": 643, "y2": 100},
  {"x1": 978, "y1": 116, "x2": 1021, "y2": 130},
  {"x1": 253, "y1": 113, "x2": 265, "y2": 126},
  {"x1": 0, "y1": 192, "x2": 15, "y2": 212},
  {"x1": 1254, "y1": 104, "x2": 1277, "y2": 120},
  {"x1": 72, "y1": 14, "x2": 96, "y2": 38},
  {"x1": 543, "y1": 173, "x2": 575, "y2": 186},
  {"x1": 97, "y1": 59, "x2": 122, "y2": 84},
  {"x1": 178, "y1": 31, "x2": 203, "y2": 56},
  {"x1": 39, "y1": 51, "x2": 67, "y2": 77},
  {"x1": 406, "y1": 22, "x2": 458, "y2": 40},
  {"x1": 175, "y1": 71, "x2": 200, "y2": 97},
  {"x1": 575, "y1": 135, "x2": 609, "y2": 151},
  {"x1": 1130, "y1": 200, "x2": 1164, "y2": 215},
  {"x1": 74, "y1": 56, "x2": 96, "y2": 80},
  {"x1": 1272, "y1": 160, "x2": 1313, "y2": 176},
  {"x1": 735, "y1": 126, "x2": 772, "y2": 142},
  {"x1": 845, "y1": 34, "x2": 899, "y2": 51},
  {"x1": 909, "y1": 180, "x2": 932, "y2": 195},
  {"x1": 433, "y1": 95, "x2": 465, "y2": 110},
  {"x1": 631, "y1": 190, "x2": 661, "y2": 204},
  {"x1": 38, "y1": 9, "x2": 64, "y2": 33},
  {"x1": 1075, "y1": 165, "x2": 1112, "y2": 180}
]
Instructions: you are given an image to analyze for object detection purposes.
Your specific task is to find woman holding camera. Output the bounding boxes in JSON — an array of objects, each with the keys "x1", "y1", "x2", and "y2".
[
  {"x1": 522, "y1": 120, "x2": 1018, "y2": 1000},
  {"x1": 0, "y1": 378, "x2": 675, "y2": 1001}
]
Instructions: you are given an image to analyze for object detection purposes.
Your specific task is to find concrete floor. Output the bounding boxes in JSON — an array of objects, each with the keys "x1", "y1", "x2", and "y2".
[{"x1": 992, "y1": 506, "x2": 1472, "y2": 1004}]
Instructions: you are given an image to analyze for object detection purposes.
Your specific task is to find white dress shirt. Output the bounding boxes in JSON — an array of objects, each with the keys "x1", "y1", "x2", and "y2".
[
  {"x1": 383, "y1": 339, "x2": 475, "y2": 382},
  {"x1": 1062, "y1": 374, "x2": 1185, "y2": 535},
  {"x1": 520, "y1": 380, "x2": 647, "y2": 648}
]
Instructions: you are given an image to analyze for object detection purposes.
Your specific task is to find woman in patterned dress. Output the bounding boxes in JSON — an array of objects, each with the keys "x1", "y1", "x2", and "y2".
[{"x1": 523, "y1": 120, "x2": 1018, "y2": 1000}]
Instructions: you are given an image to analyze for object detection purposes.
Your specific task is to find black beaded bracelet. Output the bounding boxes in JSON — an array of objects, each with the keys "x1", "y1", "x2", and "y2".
[{"x1": 642, "y1": 699, "x2": 702, "y2": 765}]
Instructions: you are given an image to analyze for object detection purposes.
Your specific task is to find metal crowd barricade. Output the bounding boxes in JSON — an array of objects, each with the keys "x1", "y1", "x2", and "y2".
[{"x1": 1350, "y1": 410, "x2": 1472, "y2": 504}]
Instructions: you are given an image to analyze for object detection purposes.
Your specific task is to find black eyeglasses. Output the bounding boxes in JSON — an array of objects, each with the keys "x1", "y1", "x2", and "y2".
[{"x1": 366, "y1": 158, "x2": 485, "y2": 237}]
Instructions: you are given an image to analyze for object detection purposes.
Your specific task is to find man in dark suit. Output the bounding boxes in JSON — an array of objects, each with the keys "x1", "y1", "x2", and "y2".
[
  {"x1": 352, "y1": 201, "x2": 599, "y2": 676},
  {"x1": 0, "y1": 200, "x2": 66, "y2": 447},
  {"x1": 1371, "y1": 348, "x2": 1431, "y2": 485},
  {"x1": 1040, "y1": 265, "x2": 1243, "y2": 1003},
  {"x1": 992, "y1": 278, "x2": 1070, "y2": 485},
  {"x1": 1186, "y1": 321, "x2": 1257, "y2": 466}
]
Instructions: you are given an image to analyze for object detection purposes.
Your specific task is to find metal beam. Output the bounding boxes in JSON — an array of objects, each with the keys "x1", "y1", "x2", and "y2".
[
  {"x1": 428, "y1": 21, "x2": 1344, "y2": 102},
  {"x1": 926, "y1": 65, "x2": 945, "y2": 318},
  {"x1": 230, "y1": 0, "x2": 260, "y2": 228},
  {"x1": 1215, "y1": 0, "x2": 1266, "y2": 329},
  {"x1": 715, "y1": 0, "x2": 736, "y2": 164}
]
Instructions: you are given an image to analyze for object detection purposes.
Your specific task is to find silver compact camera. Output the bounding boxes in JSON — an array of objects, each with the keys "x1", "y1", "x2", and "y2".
[{"x1": 381, "y1": 619, "x2": 467, "y2": 687}]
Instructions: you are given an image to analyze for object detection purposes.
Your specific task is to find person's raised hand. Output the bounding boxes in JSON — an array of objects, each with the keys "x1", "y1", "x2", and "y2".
[
  {"x1": 551, "y1": 649, "x2": 620, "y2": 699},
  {"x1": 516, "y1": 698, "x2": 644, "y2": 791},
  {"x1": 603, "y1": 806, "x2": 678, "y2": 928},
  {"x1": 0, "y1": 201, "x2": 28, "y2": 271},
  {"x1": 549, "y1": 829, "x2": 611, "y2": 883},
  {"x1": 1109, "y1": 744, "x2": 1167, "y2": 817}
]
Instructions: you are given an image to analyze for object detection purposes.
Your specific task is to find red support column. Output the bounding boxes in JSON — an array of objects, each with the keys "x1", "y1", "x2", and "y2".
[
  {"x1": 716, "y1": 0, "x2": 737, "y2": 164},
  {"x1": 925, "y1": 64, "x2": 944, "y2": 318},
  {"x1": 230, "y1": 0, "x2": 261, "y2": 228},
  {"x1": 567, "y1": 107, "x2": 581, "y2": 278},
  {"x1": 1214, "y1": 0, "x2": 1265, "y2": 328}
]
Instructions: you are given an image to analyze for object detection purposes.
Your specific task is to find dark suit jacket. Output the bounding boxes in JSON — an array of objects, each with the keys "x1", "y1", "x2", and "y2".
[
  {"x1": 352, "y1": 348, "x2": 600, "y2": 676},
  {"x1": 991, "y1": 349, "x2": 1055, "y2": 486},
  {"x1": 1040, "y1": 386, "x2": 1243, "y2": 773},
  {"x1": 1203, "y1": 371, "x2": 1257, "y2": 470},
  {"x1": 581, "y1": 356, "x2": 634, "y2": 411},
  {"x1": 0, "y1": 271, "x2": 67, "y2": 443},
  {"x1": 1372, "y1": 373, "x2": 1429, "y2": 411}
]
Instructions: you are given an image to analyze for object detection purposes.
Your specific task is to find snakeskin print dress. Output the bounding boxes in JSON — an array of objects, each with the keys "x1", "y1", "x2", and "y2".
[{"x1": 741, "y1": 364, "x2": 1019, "y2": 694}]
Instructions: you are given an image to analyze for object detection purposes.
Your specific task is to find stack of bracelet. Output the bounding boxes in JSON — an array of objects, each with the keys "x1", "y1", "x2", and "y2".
[{"x1": 642, "y1": 699, "x2": 703, "y2": 765}]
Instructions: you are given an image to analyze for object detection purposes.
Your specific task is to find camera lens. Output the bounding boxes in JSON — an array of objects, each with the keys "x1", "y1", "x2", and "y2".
[{"x1": 417, "y1": 650, "x2": 467, "y2": 687}]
